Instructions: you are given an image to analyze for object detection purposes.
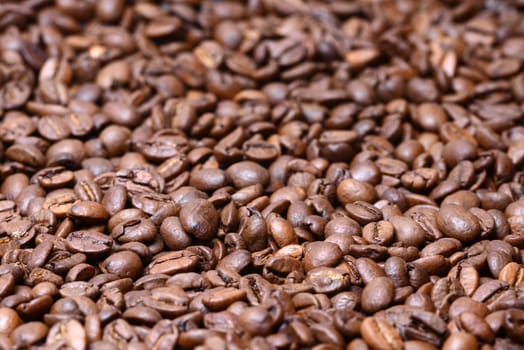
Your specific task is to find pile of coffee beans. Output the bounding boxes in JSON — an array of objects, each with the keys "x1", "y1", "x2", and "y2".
[{"x1": 1, "y1": 0, "x2": 524, "y2": 349}]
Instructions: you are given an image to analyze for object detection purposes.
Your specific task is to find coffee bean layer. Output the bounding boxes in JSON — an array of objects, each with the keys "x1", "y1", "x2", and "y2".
[{"x1": 0, "y1": 1, "x2": 523, "y2": 349}]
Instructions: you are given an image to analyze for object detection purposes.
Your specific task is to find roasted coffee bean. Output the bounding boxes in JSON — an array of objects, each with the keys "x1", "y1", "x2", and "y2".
[
  {"x1": 69, "y1": 200, "x2": 109, "y2": 223},
  {"x1": 336, "y1": 179, "x2": 377, "y2": 205},
  {"x1": 11, "y1": 322, "x2": 49, "y2": 348},
  {"x1": 361, "y1": 317, "x2": 403, "y2": 350},
  {"x1": 437, "y1": 205, "x2": 481, "y2": 243},
  {"x1": 103, "y1": 102, "x2": 141, "y2": 127},
  {"x1": 226, "y1": 161, "x2": 270, "y2": 189},
  {"x1": 147, "y1": 250, "x2": 200, "y2": 276},
  {"x1": 159, "y1": 216, "x2": 192, "y2": 251},
  {"x1": 442, "y1": 332, "x2": 478, "y2": 350},
  {"x1": 179, "y1": 199, "x2": 218, "y2": 241},
  {"x1": 362, "y1": 221, "x2": 395, "y2": 246},
  {"x1": 66, "y1": 230, "x2": 113, "y2": 258},
  {"x1": 100, "y1": 251, "x2": 143, "y2": 280},
  {"x1": 303, "y1": 241, "x2": 343, "y2": 272},
  {"x1": 345, "y1": 201, "x2": 382, "y2": 225},
  {"x1": 111, "y1": 218, "x2": 156, "y2": 243},
  {"x1": 306, "y1": 268, "x2": 350, "y2": 294},
  {"x1": 0, "y1": 308, "x2": 22, "y2": 334},
  {"x1": 361, "y1": 277, "x2": 394, "y2": 314},
  {"x1": 2, "y1": 174, "x2": 30, "y2": 200}
]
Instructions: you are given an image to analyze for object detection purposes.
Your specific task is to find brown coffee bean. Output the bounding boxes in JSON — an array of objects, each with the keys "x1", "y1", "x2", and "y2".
[
  {"x1": 179, "y1": 199, "x2": 218, "y2": 241},
  {"x1": 442, "y1": 332, "x2": 478, "y2": 350},
  {"x1": 437, "y1": 205, "x2": 481, "y2": 243},
  {"x1": 111, "y1": 218, "x2": 156, "y2": 243},
  {"x1": 69, "y1": 200, "x2": 109, "y2": 222},
  {"x1": 442, "y1": 140, "x2": 477, "y2": 169},
  {"x1": 498, "y1": 262, "x2": 524, "y2": 286},
  {"x1": 189, "y1": 168, "x2": 229, "y2": 192},
  {"x1": 46, "y1": 319, "x2": 87, "y2": 350},
  {"x1": 101, "y1": 251, "x2": 143, "y2": 280},
  {"x1": 226, "y1": 161, "x2": 270, "y2": 189},
  {"x1": 361, "y1": 277, "x2": 394, "y2": 314},
  {"x1": 160, "y1": 216, "x2": 192, "y2": 251},
  {"x1": 96, "y1": 0, "x2": 125, "y2": 22},
  {"x1": 337, "y1": 179, "x2": 377, "y2": 205},
  {"x1": 306, "y1": 268, "x2": 350, "y2": 294},
  {"x1": 407, "y1": 78, "x2": 439, "y2": 103},
  {"x1": 303, "y1": 242, "x2": 343, "y2": 272},
  {"x1": 101, "y1": 184, "x2": 127, "y2": 216},
  {"x1": 202, "y1": 287, "x2": 246, "y2": 311},
  {"x1": 6, "y1": 144, "x2": 45, "y2": 168},
  {"x1": 413, "y1": 103, "x2": 448, "y2": 132},
  {"x1": 103, "y1": 102, "x2": 141, "y2": 127},
  {"x1": 66, "y1": 230, "x2": 113, "y2": 258},
  {"x1": 362, "y1": 221, "x2": 395, "y2": 246},
  {"x1": 11, "y1": 322, "x2": 48, "y2": 348},
  {"x1": 96, "y1": 60, "x2": 131, "y2": 89},
  {"x1": 389, "y1": 215, "x2": 426, "y2": 247},
  {"x1": 0, "y1": 308, "x2": 22, "y2": 334},
  {"x1": 147, "y1": 250, "x2": 199, "y2": 275},
  {"x1": 100, "y1": 125, "x2": 131, "y2": 157},
  {"x1": 38, "y1": 115, "x2": 70, "y2": 141},
  {"x1": 361, "y1": 317, "x2": 403, "y2": 350},
  {"x1": 1, "y1": 173, "x2": 29, "y2": 200},
  {"x1": 46, "y1": 139, "x2": 85, "y2": 168}
]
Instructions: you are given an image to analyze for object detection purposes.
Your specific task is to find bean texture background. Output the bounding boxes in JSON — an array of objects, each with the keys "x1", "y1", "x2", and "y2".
[{"x1": 0, "y1": 0, "x2": 523, "y2": 349}]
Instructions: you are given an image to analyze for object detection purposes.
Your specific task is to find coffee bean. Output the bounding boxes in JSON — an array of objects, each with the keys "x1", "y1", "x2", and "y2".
[
  {"x1": 103, "y1": 102, "x2": 141, "y2": 127},
  {"x1": 96, "y1": 60, "x2": 131, "y2": 89},
  {"x1": 101, "y1": 251, "x2": 143, "y2": 280},
  {"x1": 442, "y1": 332, "x2": 478, "y2": 350},
  {"x1": 66, "y1": 230, "x2": 113, "y2": 258},
  {"x1": 159, "y1": 216, "x2": 192, "y2": 251},
  {"x1": 306, "y1": 268, "x2": 350, "y2": 294},
  {"x1": 389, "y1": 215, "x2": 426, "y2": 247},
  {"x1": 46, "y1": 319, "x2": 87, "y2": 349},
  {"x1": 303, "y1": 241, "x2": 343, "y2": 272},
  {"x1": 111, "y1": 218, "x2": 156, "y2": 243},
  {"x1": 70, "y1": 201, "x2": 109, "y2": 222},
  {"x1": 101, "y1": 184, "x2": 127, "y2": 216},
  {"x1": 413, "y1": 103, "x2": 448, "y2": 132},
  {"x1": 96, "y1": 0, "x2": 125, "y2": 22},
  {"x1": 345, "y1": 201, "x2": 382, "y2": 225},
  {"x1": 0, "y1": 308, "x2": 22, "y2": 334},
  {"x1": 11, "y1": 322, "x2": 48, "y2": 348},
  {"x1": 6, "y1": 144, "x2": 45, "y2": 168},
  {"x1": 361, "y1": 317, "x2": 403, "y2": 350},
  {"x1": 362, "y1": 221, "x2": 394, "y2": 246},
  {"x1": 179, "y1": 199, "x2": 218, "y2": 241},
  {"x1": 336, "y1": 179, "x2": 377, "y2": 205},
  {"x1": 442, "y1": 140, "x2": 477, "y2": 169},
  {"x1": 1, "y1": 173, "x2": 29, "y2": 200},
  {"x1": 147, "y1": 250, "x2": 199, "y2": 275},
  {"x1": 361, "y1": 277, "x2": 394, "y2": 314},
  {"x1": 189, "y1": 168, "x2": 229, "y2": 192},
  {"x1": 100, "y1": 125, "x2": 131, "y2": 157},
  {"x1": 202, "y1": 287, "x2": 246, "y2": 311},
  {"x1": 38, "y1": 115, "x2": 71, "y2": 141},
  {"x1": 46, "y1": 139, "x2": 85, "y2": 168},
  {"x1": 437, "y1": 205, "x2": 481, "y2": 243},
  {"x1": 140, "y1": 287, "x2": 186, "y2": 318},
  {"x1": 226, "y1": 161, "x2": 270, "y2": 189},
  {"x1": 498, "y1": 262, "x2": 524, "y2": 286}
]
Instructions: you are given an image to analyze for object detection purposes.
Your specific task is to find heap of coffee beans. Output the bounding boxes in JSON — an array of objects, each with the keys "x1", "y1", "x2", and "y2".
[{"x1": 0, "y1": 0, "x2": 524, "y2": 349}]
